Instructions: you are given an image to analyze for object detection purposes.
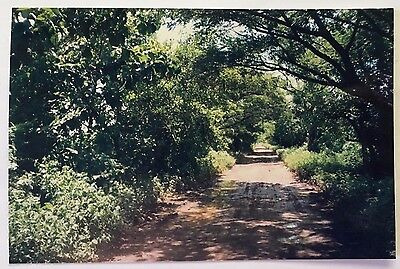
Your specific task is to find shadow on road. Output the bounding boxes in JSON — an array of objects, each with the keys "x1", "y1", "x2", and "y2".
[{"x1": 98, "y1": 176, "x2": 353, "y2": 262}]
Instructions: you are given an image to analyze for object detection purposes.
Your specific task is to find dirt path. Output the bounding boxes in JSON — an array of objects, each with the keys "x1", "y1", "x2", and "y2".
[{"x1": 98, "y1": 159, "x2": 345, "y2": 262}]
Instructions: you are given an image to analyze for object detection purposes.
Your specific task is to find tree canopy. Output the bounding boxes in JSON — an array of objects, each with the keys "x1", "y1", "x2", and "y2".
[
  {"x1": 8, "y1": 8, "x2": 395, "y2": 262},
  {"x1": 175, "y1": 9, "x2": 393, "y2": 112},
  {"x1": 173, "y1": 8, "x2": 394, "y2": 174}
]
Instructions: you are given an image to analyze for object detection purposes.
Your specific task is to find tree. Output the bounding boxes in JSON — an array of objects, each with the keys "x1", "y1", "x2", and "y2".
[
  {"x1": 10, "y1": 8, "x2": 174, "y2": 177},
  {"x1": 176, "y1": 9, "x2": 393, "y2": 112},
  {"x1": 173, "y1": 39, "x2": 288, "y2": 152},
  {"x1": 174, "y1": 8, "x2": 394, "y2": 175}
]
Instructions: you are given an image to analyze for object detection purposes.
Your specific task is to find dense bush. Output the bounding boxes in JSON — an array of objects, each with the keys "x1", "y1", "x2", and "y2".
[
  {"x1": 179, "y1": 150, "x2": 236, "y2": 190},
  {"x1": 9, "y1": 156, "x2": 185, "y2": 263},
  {"x1": 316, "y1": 171, "x2": 394, "y2": 257},
  {"x1": 9, "y1": 161, "x2": 122, "y2": 262},
  {"x1": 202, "y1": 150, "x2": 235, "y2": 175},
  {"x1": 9, "y1": 148, "x2": 237, "y2": 263},
  {"x1": 281, "y1": 143, "x2": 363, "y2": 182},
  {"x1": 280, "y1": 145, "x2": 395, "y2": 257},
  {"x1": 107, "y1": 178, "x2": 163, "y2": 224}
]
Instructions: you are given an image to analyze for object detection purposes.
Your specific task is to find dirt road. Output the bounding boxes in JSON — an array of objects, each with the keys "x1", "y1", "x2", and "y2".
[{"x1": 98, "y1": 157, "x2": 346, "y2": 262}]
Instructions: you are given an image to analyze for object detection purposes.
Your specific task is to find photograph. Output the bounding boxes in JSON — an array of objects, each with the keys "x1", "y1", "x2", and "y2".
[{"x1": 7, "y1": 7, "x2": 395, "y2": 263}]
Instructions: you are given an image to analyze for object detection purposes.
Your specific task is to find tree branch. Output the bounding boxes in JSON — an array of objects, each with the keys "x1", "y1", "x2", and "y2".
[
  {"x1": 239, "y1": 62, "x2": 340, "y2": 88},
  {"x1": 319, "y1": 11, "x2": 391, "y2": 39},
  {"x1": 281, "y1": 13, "x2": 345, "y2": 75},
  {"x1": 240, "y1": 10, "x2": 323, "y2": 38},
  {"x1": 309, "y1": 11, "x2": 359, "y2": 82}
]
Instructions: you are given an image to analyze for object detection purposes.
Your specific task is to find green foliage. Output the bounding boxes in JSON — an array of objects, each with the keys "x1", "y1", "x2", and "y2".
[
  {"x1": 9, "y1": 9, "x2": 247, "y2": 262},
  {"x1": 9, "y1": 7, "x2": 394, "y2": 261},
  {"x1": 281, "y1": 147, "x2": 316, "y2": 177},
  {"x1": 316, "y1": 172, "x2": 395, "y2": 257},
  {"x1": 271, "y1": 111, "x2": 306, "y2": 148},
  {"x1": 202, "y1": 150, "x2": 235, "y2": 175},
  {"x1": 107, "y1": 179, "x2": 163, "y2": 223},
  {"x1": 176, "y1": 8, "x2": 394, "y2": 173},
  {"x1": 256, "y1": 122, "x2": 275, "y2": 144},
  {"x1": 280, "y1": 145, "x2": 394, "y2": 257},
  {"x1": 9, "y1": 158, "x2": 167, "y2": 263},
  {"x1": 177, "y1": 9, "x2": 393, "y2": 110},
  {"x1": 9, "y1": 161, "x2": 121, "y2": 262},
  {"x1": 180, "y1": 150, "x2": 235, "y2": 190},
  {"x1": 282, "y1": 143, "x2": 363, "y2": 183}
]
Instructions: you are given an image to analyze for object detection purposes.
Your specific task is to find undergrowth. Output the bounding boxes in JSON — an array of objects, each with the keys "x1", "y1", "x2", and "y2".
[{"x1": 279, "y1": 143, "x2": 395, "y2": 258}]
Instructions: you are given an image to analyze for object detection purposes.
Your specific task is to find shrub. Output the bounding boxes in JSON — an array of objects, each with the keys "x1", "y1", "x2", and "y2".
[
  {"x1": 107, "y1": 181, "x2": 152, "y2": 224},
  {"x1": 281, "y1": 144, "x2": 363, "y2": 183},
  {"x1": 321, "y1": 172, "x2": 395, "y2": 257},
  {"x1": 9, "y1": 157, "x2": 178, "y2": 263},
  {"x1": 281, "y1": 147, "x2": 315, "y2": 176},
  {"x1": 190, "y1": 150, "x2": 235, "y2": 189},
  {"x1": 9, "y1": 161, "x2": 122, "y2": 263},
  {"x1": 280, "y1": 145, "x2": 394, "y2": 257},
  {"x1": 107, "y1": 174, "x2": 177, "y2": 224},
  {"x1": 205, "y1": 150, "x2": 235, "y2": 174},
  {"x1": 335, "y1": 142, "x2": 363, "y2": 169}
]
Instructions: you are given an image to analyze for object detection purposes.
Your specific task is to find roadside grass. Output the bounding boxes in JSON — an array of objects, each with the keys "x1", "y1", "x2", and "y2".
[{"x1": 279, "y1": 144, "x2": 395, "y2": 258}]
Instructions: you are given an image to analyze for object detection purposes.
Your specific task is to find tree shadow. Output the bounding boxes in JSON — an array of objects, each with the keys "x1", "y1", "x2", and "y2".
[{"x1": 97, "y1": 176, "x2": 365, "y2": 262}]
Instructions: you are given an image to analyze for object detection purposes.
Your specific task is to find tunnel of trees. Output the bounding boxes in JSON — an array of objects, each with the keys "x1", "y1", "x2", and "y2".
[{"x1": 8, "y1": 8, "x2": 394, "y2": 262}]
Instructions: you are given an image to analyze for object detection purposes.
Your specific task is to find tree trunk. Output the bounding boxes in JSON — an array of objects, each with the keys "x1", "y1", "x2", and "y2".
[{"x1": 307, "y1": 124, "x2": 320, "y2": 152}]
